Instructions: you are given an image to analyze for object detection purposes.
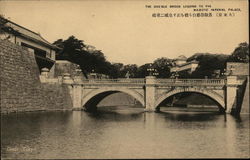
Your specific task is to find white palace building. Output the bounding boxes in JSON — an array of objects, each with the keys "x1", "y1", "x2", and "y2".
[{"x1": 170, "y1": 55, "x2": 199, "y2": 74}]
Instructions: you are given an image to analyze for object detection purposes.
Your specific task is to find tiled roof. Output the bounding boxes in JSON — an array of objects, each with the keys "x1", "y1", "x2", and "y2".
[
  {"x1": 178, "y1": 60, "x2": 198, "y2": 67},
  {"x1": 176, "y1": 55, "x2": 187, "y2": 60},
  {"x1": 1, "y1": 17, "x2": 60, "y2": 50},
  {"x1": 172, "y1": 55, "x2": 188, "y2": 61}
]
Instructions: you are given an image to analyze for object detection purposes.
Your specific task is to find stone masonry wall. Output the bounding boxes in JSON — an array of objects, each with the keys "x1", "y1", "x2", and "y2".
[
  {"x1": 241, "y1": 77, "x2": 249, "y2": 113},
  {"x1": 0, "y1": 39, "x2": 72, "y2": 113},
  {"x1": 227, "y1": 62, "x2": 249, "y2": 77},
  {"x1": 54, "y1": 60, "x2": 79, "y2": 77}
]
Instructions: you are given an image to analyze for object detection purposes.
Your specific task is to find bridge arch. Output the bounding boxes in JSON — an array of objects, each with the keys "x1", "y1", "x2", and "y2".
[
  {"x1": 81, "y1": 87, "x2": 145, "y2": 110},
  {"x1": 155, "y1": 88, "x2": 225, "y2": 109}
]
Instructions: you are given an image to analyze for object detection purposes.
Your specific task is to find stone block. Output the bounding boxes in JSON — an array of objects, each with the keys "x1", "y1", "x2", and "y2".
[{"x1": 0, "y1": 40, "x2": 73, "y2": 113}]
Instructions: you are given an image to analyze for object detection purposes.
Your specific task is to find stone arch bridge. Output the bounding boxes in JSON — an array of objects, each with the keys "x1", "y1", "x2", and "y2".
[{"x1": 60, "y1": 76, "x2": 243, "y2": 114}]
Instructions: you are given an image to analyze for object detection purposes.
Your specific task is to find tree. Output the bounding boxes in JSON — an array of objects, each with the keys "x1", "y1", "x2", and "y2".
[
  {"x1": 0, "y1": 15, "x2": 8, "y2": 31},
  {"x1": 120, "y1": 64, "x2": 138, "y2": 78},
  {"x1": 189, "y1": 53, "x2": 229, "y2": 78},
  {"x1": 152, "y1": 57, "x2": 172, "y2": 78},
  {"x1": 228, "y1": 42, "x2": 249, "y2": 63},
  {"x1": 53, "y1": 39, "x2": 64, "y2": 49},
  {"x1": 0, "y1": 16, "x2": 20, "y2": 40},
  {"x1": 136, "y1": 63, "x2": 151, "y2": 78},
  {"x1": 54, "y1": 36, "x2": 86, "y2": 61},
  {"x1": 111, "y1": 63, "x2": 124, "y2": 78},
  {"x1": 53, "y1": 36, "x2": 116, "y2": 78}
]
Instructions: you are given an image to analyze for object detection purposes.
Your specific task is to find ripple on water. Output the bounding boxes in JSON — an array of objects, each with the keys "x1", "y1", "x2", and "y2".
[{"x1": 1, "y1": 107, "x2": 249, "y2": 159}]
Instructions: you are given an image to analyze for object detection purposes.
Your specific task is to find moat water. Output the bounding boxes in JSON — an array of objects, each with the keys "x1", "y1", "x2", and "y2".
[{"x1": 1, "y1": 106, "x2": 250, "y2": 159}]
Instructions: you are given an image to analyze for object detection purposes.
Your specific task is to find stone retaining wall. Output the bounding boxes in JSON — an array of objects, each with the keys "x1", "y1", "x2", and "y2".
[
  {"x1": 0, "y1": 39, "x2": 73, "y2": 113},
  {"x1": 240, "y1": 77, "x2": 249, "y2": 113}
]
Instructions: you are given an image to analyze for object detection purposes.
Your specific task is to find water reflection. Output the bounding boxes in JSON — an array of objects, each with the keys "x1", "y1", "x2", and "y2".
[
  {"x1": 85, "y1": 106, "x2": 145, "y2": 122},
  {"x1": 1, "y1": 107, "x2": 249, "y2": 159},
  {"x1": 158, "y1": 110, "x2": 222, "y2": 121}
]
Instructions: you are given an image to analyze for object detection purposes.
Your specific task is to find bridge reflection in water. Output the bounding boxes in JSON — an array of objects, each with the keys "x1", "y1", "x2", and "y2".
[{"x1": 2, "y1": 104, "x2": 249, "y2": 158}]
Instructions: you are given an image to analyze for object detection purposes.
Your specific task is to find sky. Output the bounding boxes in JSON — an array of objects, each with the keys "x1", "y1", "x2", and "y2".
[{"x1": 0, "y1": 0, "x2": 249, "y2": 65}]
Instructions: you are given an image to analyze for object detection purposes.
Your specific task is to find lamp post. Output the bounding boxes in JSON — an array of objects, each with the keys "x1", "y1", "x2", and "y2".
[
  {"x1": 221, "y1": 68, "x2": 227, "y2": 78},
  {"x1": 75, "y1": 65, "x2": 82, "y2": 76},
  {"x1": 147, "y1": 63, "x2": 155, "y2": 76},
  {"x1": 73, "y1": 65, "x2": 82, "y2": 82},
  {"x1": 153, "y1": 69, "x2": 159, "y2": 77},
  {"x1": 228, "y1": 66, "x2": 235, "y2": 76},
  {"x1": 223, "y1": 66, "x2": 235, "y2": 77},
  {"x1": 90, "y1": 69, "x2": 96, "y2": 79},
  {"x1": 174, "y1": 71, "x2": 179, "y2": 79}
]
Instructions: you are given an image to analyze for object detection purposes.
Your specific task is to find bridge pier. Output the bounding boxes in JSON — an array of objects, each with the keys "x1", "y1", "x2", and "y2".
[
  {"x1": 61, "y1": 75, "x2": 82, "y2": 111},
  {"x1": 145, "y1": 76, "x2": 157, "y2": 112},
  {"x1": 72, "y1": 84, "x2": 82, "y2": 110},
  {"x1": 226, "y1": 76, "x2": 238, "y2": 114}
]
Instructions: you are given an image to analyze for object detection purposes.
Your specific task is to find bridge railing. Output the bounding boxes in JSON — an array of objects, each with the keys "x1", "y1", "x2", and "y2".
[
  {"x1": 156, "y1": 79, "x2": 225, "y2": 85},
  {"x1": 233, "y1": 79, "x2": 245, "y2": 85},
  {"x1": 80, "y1": 78, "x2": 145, "y2": 84},
  {"x1": 40, "y1": 76, "x2": 63, "y2": 84},
  {"x1": 79, "y1": 78, "x2": 226, "y2": 85}
]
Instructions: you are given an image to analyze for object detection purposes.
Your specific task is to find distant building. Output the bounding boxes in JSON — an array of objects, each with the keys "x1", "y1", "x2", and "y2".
[
  {"x1": 170, "y1": 55, "x2": 199, "y2": 75},
  {"x1": 0, "y1": 17, "x2": 60, "y2": 77},
  {"x1": 88, "y1": 72, "x2": 109, "y2": 79},
  {"x1": 226, "y1": 62, "x2": 249, "y2": 79}
]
